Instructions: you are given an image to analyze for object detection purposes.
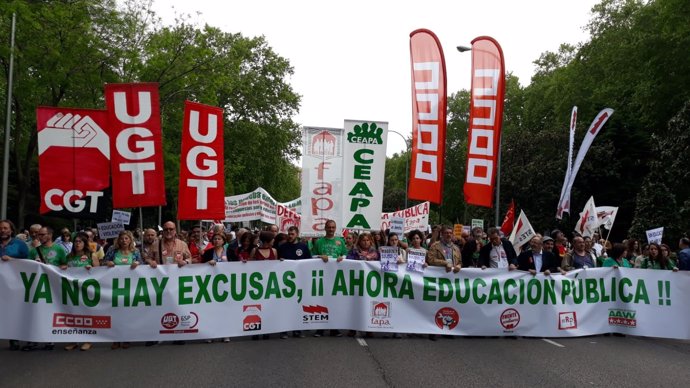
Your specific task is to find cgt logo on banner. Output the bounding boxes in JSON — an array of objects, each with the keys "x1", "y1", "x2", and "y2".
[
  {"x1": 435, "y1": 307, "x2": 459, "y2": 330},
  {"x1": 302, "y1": 305, "x2": 329, "y2": 323},
  {"x1": 159, "y1": 312, "x2": 199, "y2": 334},
  {"x1": 36, "y1": 108, "x2": 110, "y2": 218},
  {"x1": 243, "y1": 304, "x2": 262, "y2": 331}
]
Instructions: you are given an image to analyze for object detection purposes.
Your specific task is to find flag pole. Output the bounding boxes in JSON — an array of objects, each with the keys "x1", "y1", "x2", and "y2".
[{"x1": 1, "y1": 13, "x2": 17, "y2": 220}]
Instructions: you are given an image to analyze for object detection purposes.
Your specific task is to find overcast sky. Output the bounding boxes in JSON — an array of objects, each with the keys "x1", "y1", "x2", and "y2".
[{"x1": 152, "y1": 0, "x2": 600, "y2": 156}]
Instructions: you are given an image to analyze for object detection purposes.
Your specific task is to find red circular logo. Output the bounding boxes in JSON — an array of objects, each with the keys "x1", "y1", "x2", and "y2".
[
  {"x1": 434, "y1": 307, "x2": 460, "y2": 330},
  {"x1": 161, "y1": 313, "x2": 179, "y2": 329},
  {"x1": 500, "y1": 308, "x2": 520, "y2": 330}
]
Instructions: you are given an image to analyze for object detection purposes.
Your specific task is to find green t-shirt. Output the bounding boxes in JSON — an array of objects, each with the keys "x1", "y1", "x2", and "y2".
[
  {"x1": 313, "y1": 237, "x2": 347, "y2": 259},
  {"x1": 602, "y1": 257, "x2": 632, "y2": 268},
  {"x1": 66, "y1": 253, "x2": 93, "y2": 268},
  {"x1": 29, "y1": 244, "x2": 67, "y2": 267},
  {"x1": 113, "y1": 251, "x2": 136, "y2": 266}
]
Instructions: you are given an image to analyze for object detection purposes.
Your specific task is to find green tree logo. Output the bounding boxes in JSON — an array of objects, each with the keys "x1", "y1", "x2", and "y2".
[{"x1": 347, "y1": 122, "x2": 383, "y2": 144}]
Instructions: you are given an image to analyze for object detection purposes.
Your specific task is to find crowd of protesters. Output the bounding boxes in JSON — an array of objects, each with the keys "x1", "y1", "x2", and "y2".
[{"x1": 1, "y1": 217, "x2": 689, "y2": 350}]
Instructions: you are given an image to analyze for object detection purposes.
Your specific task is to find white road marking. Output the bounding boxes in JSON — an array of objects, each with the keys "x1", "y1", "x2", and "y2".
[
  {"x1": 356, "y1": 338, "x2": 368, "y2": 347},
  {"x1": 542, "y1": 338, "x2": 565, "y2": 348}
]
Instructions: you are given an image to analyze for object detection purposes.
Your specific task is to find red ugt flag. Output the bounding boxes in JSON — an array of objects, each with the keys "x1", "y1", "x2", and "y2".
[{"x1": 178, "y1": 101, "x2": 225, "y2": 220}]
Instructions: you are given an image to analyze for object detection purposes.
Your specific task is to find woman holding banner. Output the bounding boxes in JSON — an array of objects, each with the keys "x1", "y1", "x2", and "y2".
[
  {"x1": 640, "y1": 243, "x2": 678, "y2": 271},
  {"x1": 602, "y1": 243, "x2": 631, "y2": 268},
  {"x1": 387, "y1": 233, "x2": 407, "y2": 264},
  {"x1": 104, "y1": 230, "x2": 142, "y2": 350},
  {"x1": 346, "y1": 232, "x2": 379, "y2": 261},
  {"x1": 202, "y1": 232, "x2": 235, "y2": 264},
  {"x1": 63, "y1": 232, "x2": 100, "y2": 351}
]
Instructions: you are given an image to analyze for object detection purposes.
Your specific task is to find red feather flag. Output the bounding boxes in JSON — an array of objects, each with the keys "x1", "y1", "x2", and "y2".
[{"x1": 500, "y1": 200, "x2": 515, "y2": 235}]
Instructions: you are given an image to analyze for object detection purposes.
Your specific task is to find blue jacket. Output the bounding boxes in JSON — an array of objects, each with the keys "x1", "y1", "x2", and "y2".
[{"x1": 0, "y1": 238, "x2": 29, "y2": 259}]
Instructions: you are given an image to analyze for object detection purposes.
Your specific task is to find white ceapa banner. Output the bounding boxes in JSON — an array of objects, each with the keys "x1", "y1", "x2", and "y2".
[
  {"x1": 380, "y1": 201, "x2": 430, "y2": 233},
  {"x1": 300, "y1": 127, "x2": 344, "y2": 237},
  {"x1": 2, "y1": 260, "x2": 690, "y2": 342},
  {"x1": 342, "y1": 120, "x2": 388, "y2": 231},
  {"x1": 646, "y1": 227, "x2": 664, "y2": 244}
]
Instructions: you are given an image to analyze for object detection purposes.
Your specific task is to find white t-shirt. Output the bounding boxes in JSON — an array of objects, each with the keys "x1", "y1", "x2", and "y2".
[{"x1": 489, "y1": 244, "x2": 508, "y2": 268}]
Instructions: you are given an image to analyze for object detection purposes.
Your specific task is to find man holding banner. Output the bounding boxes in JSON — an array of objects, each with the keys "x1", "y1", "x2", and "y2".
[
  {"x1": 426, "y1": 225, "x2": 461, "y2": 273},
  {"x1": 312, "y1": 220, "x2": 347, "y2": 263},
  {"x1": 479, "y1": 227, "x2": 517, "y2": 270}
]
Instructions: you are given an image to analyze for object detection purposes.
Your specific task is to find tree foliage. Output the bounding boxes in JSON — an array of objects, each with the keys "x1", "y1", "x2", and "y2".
[
  {"x1": 0, "y1": 0, "x2": 301, "y2": 228},
  {"x1": 385, "y1": 0, "x2": 690, "y2": 244}
]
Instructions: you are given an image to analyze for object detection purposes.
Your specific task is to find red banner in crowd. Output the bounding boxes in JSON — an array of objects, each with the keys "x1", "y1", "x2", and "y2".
[
  {"x1": 409, "y1": 29, "x2": 447, "y2": 204},
  {"x1": 105, "y1": 83, "x2": 166, "y2": 208},
  {"x1": 464, "y1": 36, "x2": 505, "y2": 208},
  {"x1": 178, "y1": 101, "x2": 225, "y2": 220},
  {"x1": 36, "y1": 107, "x2": 110, "y2": 216}
]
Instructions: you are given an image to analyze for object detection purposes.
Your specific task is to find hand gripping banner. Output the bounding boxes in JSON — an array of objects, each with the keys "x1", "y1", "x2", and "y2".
[
  {"x1": 409, "y1": 29, "x2": 447, "y2": 204},
  {"x1": 178, "y1": 101, "x2": 225, "y2": 220},
  {"x1": 36, "y1": 107, "x2": 110, "y2": 217},
  {"x1": 105, "y1": 83, "x2": 166, "y2": 208},
  {"x1": 464, "y1": 36, "x2": 505, "y2": 208}
]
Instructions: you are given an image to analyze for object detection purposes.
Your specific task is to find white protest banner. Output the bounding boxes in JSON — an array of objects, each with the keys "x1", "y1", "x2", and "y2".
[
  {"x1": 224, "y1": 187, "x2": 278, "y2": 224},
  {"x1": 389, "y1": 217, "x2": 405, "y2": 235},
  {"x1": 2, "y1": 260, "x2": 690, "y2": 342},
  {"x1": 472, "y1": 219, "x2": 484, "y2": 229},
  {"x1": 406, "y1": 248, "x2": 426, "y2": 273},
  {"x1": 300, "y1": 127, "x2": 343, "y2": 237},
  {"x1": 380, "y1": 202, "x2": 429, "y2": 234},
  {"x1": 97, "y1": 222, "x2": 125, "y2": 239},
  {"x1": 379, "y1": 246, "x2": 399, "y2": 272},
  {"x1": 111, "y1": 210, "x2": 131, "y2": 225},
  {"x1": 509, "y1": 210, "x2": 536, "y2": 251},
  {"x1": 646, "y1": 227, "x2": 664, "y2": 244},
  {"x1": 342, "y1": 120, "x2": 388, "y2": 231}
]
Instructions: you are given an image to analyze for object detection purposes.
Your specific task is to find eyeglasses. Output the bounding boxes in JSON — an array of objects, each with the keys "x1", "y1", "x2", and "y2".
[
  {"x1": 37, "y1": 233, "x2": 48, "y2": 236},
  {"x1": 164, "y1": 228, "x2": 176, "y2": 232}
]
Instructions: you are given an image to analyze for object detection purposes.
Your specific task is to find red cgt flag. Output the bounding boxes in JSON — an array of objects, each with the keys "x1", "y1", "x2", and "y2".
[
  {"x1": 500, "y1": 200, "x2": 515, "y2": 235},
  {"x1": 409, "y1": 29, "x2": 447, "y2": 205}
]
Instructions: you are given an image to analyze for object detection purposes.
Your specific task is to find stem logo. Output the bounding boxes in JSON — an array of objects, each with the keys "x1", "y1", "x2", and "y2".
[
  {"x1": 347, "y1": 122, "x2": 383, "y2": 144},
  {"x1": 500, "y1": 308, "x2": 520, "y2": 330},
  {"x1": 53, "y1": 313, "x2": 111, "y2": 329},
  {"x1": 243, "y1": 304, "x2": 262, "y2": 331},
  {"x1": 159, "y1": 312, "x2": 199, "y2": 334},
  {"x1": 302, "y1": 305, "x2": 329, "y2": 323},
  {"x1": 369, "y1": 301, "x2": 392, "y2": 328},
  {"x1": 434, "y1": 307, "x2": 459, "y2": 330},
  {"x1": 558, "y1": 312, "x2": 577, "y2": 330},
  {"x1": 608, "y1": 309, "x2": 636, "y2": 328}
]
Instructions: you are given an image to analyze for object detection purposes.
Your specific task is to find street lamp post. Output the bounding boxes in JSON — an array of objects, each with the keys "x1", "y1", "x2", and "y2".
[
  {"x1": 457, "y1": 44, "x2": 501, "y2": 228},
  {"x1": 388, "y1": 130, "x2": 409, "y2": 209}
]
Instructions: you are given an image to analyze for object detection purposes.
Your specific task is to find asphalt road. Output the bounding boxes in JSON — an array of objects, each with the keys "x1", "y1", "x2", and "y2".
[{"x1": 1, "y1": 334, "x2": 689, "y2": 387}]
